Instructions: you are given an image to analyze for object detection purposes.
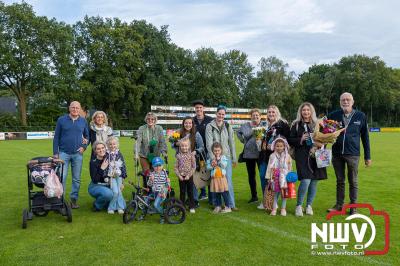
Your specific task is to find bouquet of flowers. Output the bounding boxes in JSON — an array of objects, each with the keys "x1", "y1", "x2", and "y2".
[
  {"x1": 252, "y1": 127, "x2": 266, "y2": 140},
  {"x1": 168, "y1": 131, "x2": 180, "y2": 143},
  {"x1": 313, "y1": 116, "x2": 345, "y2": 145}
]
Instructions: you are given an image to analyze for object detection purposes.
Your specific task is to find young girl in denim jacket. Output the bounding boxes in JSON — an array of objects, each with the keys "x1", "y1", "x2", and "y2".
[
  {"x1": 106, "y1": 137, "x2": 127, "y2": 214},
  {"x1": 207, "y1": 142, "x2": 231, "y2": 214}
]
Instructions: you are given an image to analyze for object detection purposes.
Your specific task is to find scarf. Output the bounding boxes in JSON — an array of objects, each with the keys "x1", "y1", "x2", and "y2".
[{"x1": 90, "y1": 122, "x2": 112, "y2": 143}]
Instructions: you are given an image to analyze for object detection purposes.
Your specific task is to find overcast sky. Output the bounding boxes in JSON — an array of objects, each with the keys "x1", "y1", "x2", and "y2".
[{"x1": 4, "y1": 0, "x2": 400, "y2": 74}]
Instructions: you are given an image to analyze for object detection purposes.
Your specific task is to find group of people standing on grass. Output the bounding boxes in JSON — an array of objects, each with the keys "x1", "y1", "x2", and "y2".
[{"x1": 52, "y1": 92, "x2": 371, "y2": 219}]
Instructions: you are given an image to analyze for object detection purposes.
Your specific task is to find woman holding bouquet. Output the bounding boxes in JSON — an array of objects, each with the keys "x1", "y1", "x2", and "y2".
[
  {"x1": 258, "y1": 105, "x2": 290, "y2": 209},
  {"x1": 237, "y1": 108, "x2": 265, "y2": 203},
  {"x1": 288, "y1": 102, "x2": 327, "y2": 217}
]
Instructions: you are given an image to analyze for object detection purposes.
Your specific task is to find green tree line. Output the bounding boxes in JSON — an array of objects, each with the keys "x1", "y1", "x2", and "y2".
[{"x1": 1, "y1": 1, "x2": 399, "y2": 130}]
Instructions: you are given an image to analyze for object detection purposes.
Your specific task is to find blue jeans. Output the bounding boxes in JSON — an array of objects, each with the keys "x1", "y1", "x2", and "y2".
[
  {"x1": 59, "y1": 152, "x2": 83, "y2": 201},
  {"x1": 225, "y1": 159, "x2": 235, "y2": 208},
  {"x1": 108, "y1": 177, "x2": 126, "y2": 211},
  {"x1": 214, "y1": 191, "x2": 231, "y2": 207},
  {"x1": 88, "y1": 182, "x2": 113, "y2": 210},
  {"x1": 259, "y1": 161, "x2": 267, "y2": 196},
  {"x1": 297, "y1": 179, "x2": 319, "y2": 206},
  {"x1": 153, "y1": 192, "x2": 165, "y2": 214},
  {"x1": 193, "y1": 186, "x2": 208, "y2": 202},
  {"x1": 273, "y1": 192, "x2": 287, "y2": 209}
]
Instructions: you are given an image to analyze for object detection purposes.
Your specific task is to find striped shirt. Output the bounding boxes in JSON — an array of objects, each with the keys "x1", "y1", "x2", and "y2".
[{"x1": 147, "y1": 170, "x2": 170, "y2": 194}]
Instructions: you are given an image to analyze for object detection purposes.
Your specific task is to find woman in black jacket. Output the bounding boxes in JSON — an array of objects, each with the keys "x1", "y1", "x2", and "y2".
[
  {"x1": 288, "y1": 102, "x2": 327, "y2": 217},
  {"x1": 258, "y1": 105, "x2": 290, "y2": 209},
  {"x1": 88, "y1": 141, "x2": 113, "y2": 211}
]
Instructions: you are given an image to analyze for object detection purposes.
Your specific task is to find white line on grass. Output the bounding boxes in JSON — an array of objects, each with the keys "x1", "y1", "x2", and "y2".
[{"x1": 202, "y1": 208, "x2": 391, "y2": 266}]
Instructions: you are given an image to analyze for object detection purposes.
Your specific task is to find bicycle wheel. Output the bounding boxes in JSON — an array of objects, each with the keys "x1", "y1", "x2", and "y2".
[
  {"x1": 165, "y1": 203, "x2": 186, "y2": 224},
  {"x1": 123, "y1": 200, "x2": 138, "y2": 224}
]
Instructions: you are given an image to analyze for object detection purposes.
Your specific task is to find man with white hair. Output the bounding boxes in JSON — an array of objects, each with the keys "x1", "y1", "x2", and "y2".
[
  {"x1": 328, "y1": 92, "x2": 372, "y2": 215},
  {"x1": 53, "y1": 101, "x2": 89, "y2": 209}
]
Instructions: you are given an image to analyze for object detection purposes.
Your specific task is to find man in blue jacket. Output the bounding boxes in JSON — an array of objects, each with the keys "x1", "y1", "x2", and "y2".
[
  {"x1": 328, "y1": 92, "x2": 372, "y2": 214},
  {"x1": 53, "y1": 101, "x2": 89, "y2": 209}
]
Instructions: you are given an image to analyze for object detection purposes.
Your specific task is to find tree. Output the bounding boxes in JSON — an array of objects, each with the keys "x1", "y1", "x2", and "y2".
[
  {"x1": 191, "y1": 48, "x2": 238, "y2": 107},
  {"x1": 0, "y1": 2, "x2": 74, "y2": 126},
  {"x1": 242, "y1": 56, "x2": 300, "y2": 119},
  {"x1": 336, "y1": 55, "x2": 392, "y2": 125},
  {"x1": 74, "y1": 16, "x2": 146, "y2": 127},
  {"x1": 132, "y1": 21, "x2": 194, "y2": 118},
  {"x1": 298, "y1": 64, "x2": 339, "y2": 115}
]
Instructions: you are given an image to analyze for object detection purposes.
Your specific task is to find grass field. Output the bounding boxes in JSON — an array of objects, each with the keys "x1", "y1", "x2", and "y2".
[{"x1": 0, "y1": 134, "x2": 398, "y2": 265}]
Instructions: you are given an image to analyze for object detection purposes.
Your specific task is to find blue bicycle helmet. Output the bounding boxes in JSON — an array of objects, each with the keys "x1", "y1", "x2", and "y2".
[{"x1": 152, "y1": 157, "x2": 164, "y2": 167}]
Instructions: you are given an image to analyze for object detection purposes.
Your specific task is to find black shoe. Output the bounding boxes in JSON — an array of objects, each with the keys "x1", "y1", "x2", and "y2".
[
  {"x1": 327, "y1": 204, "x2": 342, "y2": 212},
  {"x1": 248, "y1": 197, "x2": 258, "y2": 203},
  {"x1": 349, "y1": 208, "x2": 357, "y2": 215},
  {"x1": 92, "y1": 202, "x2": 100, "y2": 212},
  {"x1": 194, "y1": 201, "x2": 200, "y2": 209},
  {"x1": 71, "y1": 199, "x2": 80, "y2": 209}
]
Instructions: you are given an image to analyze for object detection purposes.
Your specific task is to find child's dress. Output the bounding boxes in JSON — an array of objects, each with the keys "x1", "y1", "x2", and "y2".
[
  {"x1": 107, "y1": 150, "x2": 127, "y2": 211},
  {"x1": 207, "y1": 155, "x2": 229, "y2": 193}
]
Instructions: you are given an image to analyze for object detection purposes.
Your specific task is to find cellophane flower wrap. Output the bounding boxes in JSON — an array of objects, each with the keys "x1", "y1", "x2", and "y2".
[
  {"x1": 252, "y1": 127, "x2": 266, "y2": 140},
  {"x1": 313, "y1": 116, "x2": 345, "y2": 145},
  {"x1": 168, "y1": 131, "x2": 180, "y2": 143}
]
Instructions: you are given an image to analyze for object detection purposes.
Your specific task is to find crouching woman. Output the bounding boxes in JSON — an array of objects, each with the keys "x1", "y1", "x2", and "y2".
[{"x1": 88, "y1": 141, "x2": 113, "y2": 211}]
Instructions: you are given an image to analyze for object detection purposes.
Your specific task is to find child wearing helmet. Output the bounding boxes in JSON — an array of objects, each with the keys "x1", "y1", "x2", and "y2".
[
  {"x1": 265, "y1": 136, "x2": 292, "y2": 216},
  {"x1": 147, "y1": 157, "x2": 171, "y2": 223}
]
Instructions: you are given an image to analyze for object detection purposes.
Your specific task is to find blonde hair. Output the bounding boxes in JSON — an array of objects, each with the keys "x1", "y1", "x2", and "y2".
[
  {"x1": 106, "y1": 136, "x2": 119, "y2": 149},
  {"x1": 92, "y1": 140, "x2": 106, "y2": 152},
  {"x1": 267, "y1": 105, "x2": 286, "y2": 124},
  {"x1": 144, "y1": 112, "x2": 157, "y2": 123},
  {"x1": 292, "y1": 102, "x2": 318, "y2": 128},
  {"x1": 178, "y1": 137, "x2": 191, "y2": 151},
  {"x1": 91, "y1": 111, "x2": 109, "y2": 126}
]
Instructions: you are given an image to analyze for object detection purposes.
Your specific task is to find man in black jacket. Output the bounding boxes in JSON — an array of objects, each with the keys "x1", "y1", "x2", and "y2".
[
  {"x1": 192, "y1": 100, "x2": 214, "y2": 203},
  {"x1": 328, "y1": 92, "x2": 372, "y2": 214}
]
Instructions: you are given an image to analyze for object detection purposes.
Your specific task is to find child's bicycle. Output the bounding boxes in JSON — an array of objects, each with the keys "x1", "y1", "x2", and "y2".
[
  {"x1": 122, "y1": 157, "x2": 186, "y2": 224},
  {"x1": 122, "y1": 182, "x2": 186, "y2": 224}
]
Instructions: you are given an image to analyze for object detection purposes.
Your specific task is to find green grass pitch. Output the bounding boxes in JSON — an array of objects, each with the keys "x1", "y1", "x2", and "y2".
[{"x1": 0, "y1": 134, "x2": 398, "y2": 265}]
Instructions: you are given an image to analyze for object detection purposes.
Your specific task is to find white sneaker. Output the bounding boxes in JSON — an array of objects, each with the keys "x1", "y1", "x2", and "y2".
[
  {"x1": 189, "y1": 208, "x2": 196, "y2": 214},
  {"x1": 221, "y1": 207, "x2": 232, "y2": 213},
  {"x1": 213, "y1": 206, "x2": 221, "y2": 214},
  {"x1": 295, "y1": 205, "x2": 303, "y2": 217},
  {"x1": 257, "y1": 203, "x2": 265, "y2": 210},
  {"x1": 108, "y1": 210, "x2": 114, "y2": 214},
  {"x1": 306, "y1": 205, "x2": 314, "y2": 215},
  {"x1": 280, "y1": 208, "x2": 287, "y2": 216},
  {"x1": 118, "y1": 209, "x2": 124, "y2": 214}
]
